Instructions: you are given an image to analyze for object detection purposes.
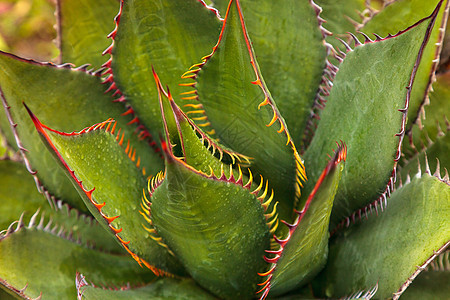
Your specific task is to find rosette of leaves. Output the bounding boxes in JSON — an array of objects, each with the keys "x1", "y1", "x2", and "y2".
[{"x1": 0, "y1": 0, "x2": 449, "y2": 299}]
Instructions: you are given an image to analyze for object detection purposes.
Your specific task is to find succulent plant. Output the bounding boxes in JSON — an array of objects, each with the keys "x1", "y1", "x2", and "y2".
[{"x1": 0, "y1": 0, "x2": 449, "y2": 299}]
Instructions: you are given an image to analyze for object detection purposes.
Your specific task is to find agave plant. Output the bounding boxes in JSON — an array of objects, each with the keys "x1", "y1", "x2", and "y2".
[{"x1": 0, "y1": 0, "x2": 449, "y2": 299}]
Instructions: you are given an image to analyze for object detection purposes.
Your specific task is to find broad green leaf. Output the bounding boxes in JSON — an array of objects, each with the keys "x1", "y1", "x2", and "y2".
[
  {"x1": 0, "y1": 159, "x2": 122, "y2": 253},
  {"x1": 360, "y1": 0, "x2": 449, "y2": 130},
  {"x1": 264, "y1": 144, "x2": 346, "y2": 297},
  {"x1": 110, "y1": 0, "x2": 222, "y2": 137},
  {"x1": 27, "y1": 111, "x2": 185, "y2": 276},
  {"x1": 56, "y1": 0, "x2": 119, "y2": 68},
  {"x1": 401, "y1": 252, "x2": 450, "y2": 300},
  {"x1": 150, "y1": 150, "x2": 271, "y2": 299},
  {"x1": 220, "y1": 0, "x2": 327, "y2": 141},
  {"x1": 0, "y1": 220, "x2": 155, "y2": 299},
  {"x1": 303, "y1": 6, "x2": 441, "y2": 225},
  {"x1": 319, "y1": 174, "x2": 450, "y2": 299},
  {"x1": 194, "y1": 0, "x2": 306, "y2": 224},
  {"x1": 0, "y1": 52, "x2": 163, "y2": 212},
  {"x1": 78, "y1": 276, "x2": 216, "y2": 300}
]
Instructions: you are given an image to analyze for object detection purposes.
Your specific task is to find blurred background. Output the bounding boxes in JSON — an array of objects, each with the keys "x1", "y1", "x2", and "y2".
[{"x1": 0, "y1": 0, "x2": 57, "y2": 61}]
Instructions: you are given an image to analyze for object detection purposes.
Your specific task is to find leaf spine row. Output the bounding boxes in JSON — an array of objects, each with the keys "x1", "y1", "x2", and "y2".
[{"x1": 257, "y1": 142, "x2": 347, "y2": 299}]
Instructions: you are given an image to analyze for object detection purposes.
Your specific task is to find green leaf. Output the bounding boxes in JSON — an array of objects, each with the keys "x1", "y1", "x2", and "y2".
[
  {"x1": 0, "y1": 159, "x2": 123, "y2": 253},
  {"x1": 303, "y1": 5, "x2": 442, "y2": 225},
  {"x1": 0, "y1": 288, "x2": 15, "y2": 300},
  {"x1": 150, "y1": 147, "x2": 272, "y2": 299},
  {"x1": 109, "y1": 0, "x2": 222, "y2": 137},
  {"x1": 261, "y1": 144, "x2": 346, "y2": 298},
  {"x1": 0, "y1": 52, "x2": 164, "y2": 212},
  {"x1": 0, "y1": 159, "x2": 46, "y2": 230},
  {"x1": 26, "y1": 109, "x2": 185, "y2": 276},
  {"x1": 154, "y1": 69, "x2": 248, "y2": 178},
  {"x1": 221, "y1": 0, "x2": 327, "y2": 141},
  {"x1": 77, "y1": 276, "x2": 216, "y2": 300},
  {"x1": 360, "y1": 0, "x2": 449, "y2": 130},
  {"x1": 193, "y1": 0, "x2": 306, "y2": 224},
  {"x1": 56, "y1": 0, "x2": 119, "y2": 69},
  {"x1": 400, "y1": 251, "x2": 450, "y2": 300},
  {"x1": 319, "y1": 173, "x2": 450, "y2": 299},
  {"x1": 0, "y1": 216, "x2": 155, "y2": 299}
]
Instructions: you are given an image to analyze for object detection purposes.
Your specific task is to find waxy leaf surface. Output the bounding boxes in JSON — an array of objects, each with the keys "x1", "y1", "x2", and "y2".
[
  {"x1": 222, "y1": 0, "x2": 327, "y2": 141},
  {"x1": 0, "y1": 224, "x2": 155, "y2": 299},
  {"x1": 0, "y1": 159, "x2": 123, "y2": 253},
  {"x1": 304, "y1": 8, "x2": 439, "y2": 225},
  {"x1": 111, "y1": 0, "x2": 222, "y2": 137},
  {"x1": 0, "y1": 53, "x2": 163, "y2": 212},
  {"x1": 150, "y1": 154, "x2": 271, "y2": 299},
  {"x1": 29, "y1": 115, "x2": 185, "y2": 276},
  {"x1": 267, "y1": 145, "x2": 345, "y2": 297},
  {"x1": 401, "y1": 254, "x2": 450, "y2": 300},
  {"x1": 194, "y1": 0, "x2": 305, "y2": 224},
  {"x1": 361, "y1": 0, "x2": 449, "y2": 130},
  {"x1": 321, "y1": 174, "x2": 450, "y2": 299},
  {"x1": 78, "y1": 277, "x2": 215, "y2": 300},
  {"x1": 56, "y1": 0, "x2": 119, "y2": 68}
]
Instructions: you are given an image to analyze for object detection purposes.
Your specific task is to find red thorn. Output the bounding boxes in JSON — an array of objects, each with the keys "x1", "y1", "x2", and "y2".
[
  {"x1": 102, "y1": 74, "x2": 114, "y2": 84},
  {"x1": 127, "y1": 117, "x2": 139, "y2": 125},
  {"x1": 113, "y1": 95, "x2": 126, "y2": 102},
  {"x1": 93, "y1": 201, "x2": 106, "y2": 210},
  {"x1": 117, "y1": 236, "x2": 130, "y2": 245},
  {"x1": 105, "y1": 82, "x2": 118, "y2": 94},
  {"x1": 104, "y1": 215, "x2": 119, "y2": 223},
  {"x1": 102, "y1": 44, "x2": 114, "y2": 56},
  {"x1": 263, "y1": 255, "x2": 280, "y2": 264},
  {"x1": 110, "y1": 225, "x2": 123, "y2": 234}
]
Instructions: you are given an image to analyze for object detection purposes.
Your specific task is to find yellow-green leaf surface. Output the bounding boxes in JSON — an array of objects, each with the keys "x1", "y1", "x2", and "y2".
[
  {"x1": 0, "y1": 159, "x2": 46, "y2": 230},
  {"x1": 150, "y1": 151, "x2": 271, "y2": 299},
  {"x1": 0, "y1": 221, "x2": 155, "y2": 299},
  {"x1": 210, "y1": 0, "x2": 327, "y2": 141},
  {"x1": 155, "y1": 71, "x2": 246, "y2": 179},
  {"x1": 0, "y1": 52, "x2": 163, "y2": 212},
  {"x1": 220, "y1": 0, "x2": 327, "y2": 141},
  {"x1": 360, "y1": 0, "x2": 449, "y2": 130},
  {"x1": 110, "y1": 0, "x2": 222, "y2": 138},
  {"x1": 401, "y1": 251, "x2": 450, "y2": 300},
  {"x1": 194, "y1": 0, "x2": 306, "y2": 224},
  {"x1": 303, "y1": 4, "x2": 441, "y2": 225},
  {"x1": 78, "y1": 276, "x2": 215, "y2": 300},
  {"x1": 27, "y1": 111, "x2": 185, "y2": 276},
  {"x1": 264, "y1": 144, "x2": 346, "y2": 297},
  {"x1": 56, "y1": 0, "x2": 119, "y2": 68},
  {"x1": 320, "y1": 174, "x2": 450, "y2": 299},
  {"x1": 0, "y1": 159, "x2": 122, "y2": 253}
]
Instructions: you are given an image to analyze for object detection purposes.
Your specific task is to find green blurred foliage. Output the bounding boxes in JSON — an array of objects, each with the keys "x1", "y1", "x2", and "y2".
[{"x1": 0, "y1": 0, "x2": 58, "y2": 61}]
